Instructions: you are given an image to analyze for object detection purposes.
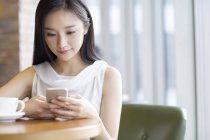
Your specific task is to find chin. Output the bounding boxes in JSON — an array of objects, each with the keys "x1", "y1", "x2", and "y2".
[{"x1": 60, "y1": 56, "x2": 74, "y2": 62}]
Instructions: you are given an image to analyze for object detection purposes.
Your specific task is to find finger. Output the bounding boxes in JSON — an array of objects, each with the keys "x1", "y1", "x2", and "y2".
[
  {"x1": 48, "y1": 103, "x2": 61, "y2": 109},
  {"x1": 69, "y1": 94, "x2": 82, "y2": 99},
  {"x1": 56, "y1": 96, "x2": 81, "y2": 105},
  {"x1": 50, "y1": 100, "x2": 80, "y2": 112},
  {"x1": 62, "y1": 104, "x2": 80, "y2": 112},
  {"x1": 51, "y1": 108, "x2": 78, "y2": 117},
  {"x1": 51, "y1": 99, "x2": 67, "y2": 108}
]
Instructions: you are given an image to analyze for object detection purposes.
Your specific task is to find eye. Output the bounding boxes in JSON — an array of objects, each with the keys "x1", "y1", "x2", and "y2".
[
  {"x1": 67, "y1": 31, "x2": 76, "y2": 35},
  {"x1": 46, "y1": 33, "x2": 56, "y2": 37}
]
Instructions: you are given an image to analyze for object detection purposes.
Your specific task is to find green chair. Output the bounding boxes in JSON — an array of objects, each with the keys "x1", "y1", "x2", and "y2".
[{"x1": 118, "y1": 104, "x2": 187, "y2": 140}]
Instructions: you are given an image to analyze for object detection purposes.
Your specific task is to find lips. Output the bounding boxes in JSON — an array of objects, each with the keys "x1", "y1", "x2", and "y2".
[{"x1": 57, "y1": 49, "x2": 70, "y2": 55}]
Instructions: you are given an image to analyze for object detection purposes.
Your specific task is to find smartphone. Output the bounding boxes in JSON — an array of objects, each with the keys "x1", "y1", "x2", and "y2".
[{"x1": 46, "y1": 88, "x2": 68, "y2": 102}]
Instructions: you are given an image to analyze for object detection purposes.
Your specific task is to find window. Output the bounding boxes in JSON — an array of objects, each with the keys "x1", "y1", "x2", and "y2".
[
  {"x1": 87, "y1": 1, "x2": 196, "y2": 140},
  {"x1": 194, "y1": 0, "x2": 210, "y2": 139},
  {"x1": 19, "y1": 1, "x2": 202, "y2": 139},
  {"x1": 163, "y1": 0, "x2": 176, "y2": 105}
]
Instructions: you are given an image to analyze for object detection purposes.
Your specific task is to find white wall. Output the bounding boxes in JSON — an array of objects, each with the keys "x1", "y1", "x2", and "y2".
[{"x1": 19, "y1": 0, "x2": 39, "y2": 70}]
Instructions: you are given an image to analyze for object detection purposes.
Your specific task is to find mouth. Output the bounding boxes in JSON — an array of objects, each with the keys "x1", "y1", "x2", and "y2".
[{"x1": 57, "y1": 49, "x2": 70, "y2": 55}]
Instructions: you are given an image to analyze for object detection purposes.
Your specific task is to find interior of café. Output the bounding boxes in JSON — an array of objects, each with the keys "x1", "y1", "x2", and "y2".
[{"x1": 0, "y1": 0, "x2": 209, "y2": 140}]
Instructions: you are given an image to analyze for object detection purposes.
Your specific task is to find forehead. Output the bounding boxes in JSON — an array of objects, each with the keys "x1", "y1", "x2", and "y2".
[{"x1": 44, "y1": 9, "x2": 83, "y2": 28}]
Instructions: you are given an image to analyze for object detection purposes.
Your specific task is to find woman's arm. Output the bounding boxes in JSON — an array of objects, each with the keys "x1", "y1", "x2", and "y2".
[
  {"x1": 0, "y1": 66, "x2": 55, "y2": 118},
  {"x1": 92, "y1": 66, "x2": 122, "y2": 140},
  {"x1": 49, "y1": 65, "x2": 122, "y2": 139},
  {"x1": 0, "y1": 66, "x2": 35, "y2": 99}
]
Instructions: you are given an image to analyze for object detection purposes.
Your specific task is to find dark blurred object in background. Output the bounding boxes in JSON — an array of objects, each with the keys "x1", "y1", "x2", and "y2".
[{"x1": 0, "y1": 0, "x2": 19, "y2": 86}]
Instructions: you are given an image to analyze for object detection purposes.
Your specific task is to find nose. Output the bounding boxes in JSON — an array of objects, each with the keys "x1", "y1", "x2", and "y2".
[{"x1": 58, "y1": 35, "x2": 68, "y2": 49}]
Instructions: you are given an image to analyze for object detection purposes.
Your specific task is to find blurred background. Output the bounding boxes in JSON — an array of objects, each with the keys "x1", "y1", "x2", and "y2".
[{"x1": 0, "y1": 0, "x2": 210, "y2": 140}]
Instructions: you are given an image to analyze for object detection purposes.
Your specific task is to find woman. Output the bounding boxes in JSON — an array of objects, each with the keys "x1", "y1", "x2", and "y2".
[{"x1": 0, "y1": 0, "x2": 122, "y2": 140}]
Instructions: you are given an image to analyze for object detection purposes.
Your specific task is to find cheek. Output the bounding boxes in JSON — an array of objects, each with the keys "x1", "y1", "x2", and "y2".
[
  {"x1": 69, "y1": 33, "x2": 84, "y2": 48},
  {"x1": 45, "y1": 37, "x2": 57, "y2": 51},
  {"x1": 45, "y1": 37, "x2": 55, "y2": 45}
]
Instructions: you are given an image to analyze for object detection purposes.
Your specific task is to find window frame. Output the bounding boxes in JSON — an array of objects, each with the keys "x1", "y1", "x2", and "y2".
[
  {"x1": 194, "y1": 0, "x2": 210, "y2": 139},
  {"x1": 173, "y1": 0, "x2": 196, "y2": 140}
]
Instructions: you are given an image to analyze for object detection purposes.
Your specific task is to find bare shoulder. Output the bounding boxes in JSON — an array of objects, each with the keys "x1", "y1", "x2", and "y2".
[
  {"x1": 20, "y1": 66, "x2": 36, "y2": 75},
  {"x1": 103, "y1": 65, "x2": 122, "y2": 95},
  {"x1": 15, "y1": 66, "x2": 36, "y2": 81},
  {"x1": 11, "y1": 66, "x2": 36, "y2": 85},
  {"x1": 0, "y1": 66, "x2": 36, "y2": 98},
  {"x1": 104, "y1": 65, "x2": 121, "y2": 81}
]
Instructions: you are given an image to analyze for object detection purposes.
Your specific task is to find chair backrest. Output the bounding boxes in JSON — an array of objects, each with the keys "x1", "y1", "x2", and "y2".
[{"x1": 118, "y1": 104, "x2": 187, "y2": 140}]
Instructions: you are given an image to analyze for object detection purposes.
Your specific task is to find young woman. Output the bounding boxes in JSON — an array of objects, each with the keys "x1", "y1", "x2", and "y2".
[{"x1": 0, "y1": 0, "x2": 122, "y2": 139}]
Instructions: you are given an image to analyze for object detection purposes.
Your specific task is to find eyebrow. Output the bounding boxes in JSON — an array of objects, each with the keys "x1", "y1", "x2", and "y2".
[{"x1": 45, "y1": 25, "x2": 76, "y2": 30}]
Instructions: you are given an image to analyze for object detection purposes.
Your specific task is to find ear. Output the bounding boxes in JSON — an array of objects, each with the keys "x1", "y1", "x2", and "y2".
[{"x1": 84, "y1": 23, "x2": 90, "y2": 35}]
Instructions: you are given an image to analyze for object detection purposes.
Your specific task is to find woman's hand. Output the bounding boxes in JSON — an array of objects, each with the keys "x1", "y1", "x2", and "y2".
[
  {"x1": 49, "y1": 95, "x2": 99, "y2": 120},
  {"x1": 24, "y1": 95, "x2": 55, "y2": 119}
]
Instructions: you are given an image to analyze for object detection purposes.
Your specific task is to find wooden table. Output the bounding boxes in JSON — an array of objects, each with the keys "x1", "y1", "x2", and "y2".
[{"x1": 0, "y1": 118, "x2": 101, "y2": 140}]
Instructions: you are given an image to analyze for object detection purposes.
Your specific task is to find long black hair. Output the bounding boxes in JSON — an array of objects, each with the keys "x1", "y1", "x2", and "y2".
[{"x1": 32, "y1": 0, "x2": 99, "y2": 65}]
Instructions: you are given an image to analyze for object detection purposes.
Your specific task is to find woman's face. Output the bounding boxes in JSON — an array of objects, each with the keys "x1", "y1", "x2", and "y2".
[{"x1": 44, "y1": 9, "x2": 88, "y2": 62}]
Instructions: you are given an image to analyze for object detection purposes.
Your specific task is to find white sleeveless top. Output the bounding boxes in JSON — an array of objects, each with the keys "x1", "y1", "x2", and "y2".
[{"x1": 32, "y1": 60, "x2": 108, "y2": 113}]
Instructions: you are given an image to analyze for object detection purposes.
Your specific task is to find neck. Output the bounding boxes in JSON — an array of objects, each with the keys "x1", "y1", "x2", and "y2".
[{"x1": 52, "y1": 55, "x2": 88, "y2": 76}]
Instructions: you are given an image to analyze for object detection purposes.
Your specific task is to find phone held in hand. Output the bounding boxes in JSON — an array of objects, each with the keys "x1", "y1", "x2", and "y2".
[{"x1": 46, "y1": 88, "x2": 68, "y2": 102}]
